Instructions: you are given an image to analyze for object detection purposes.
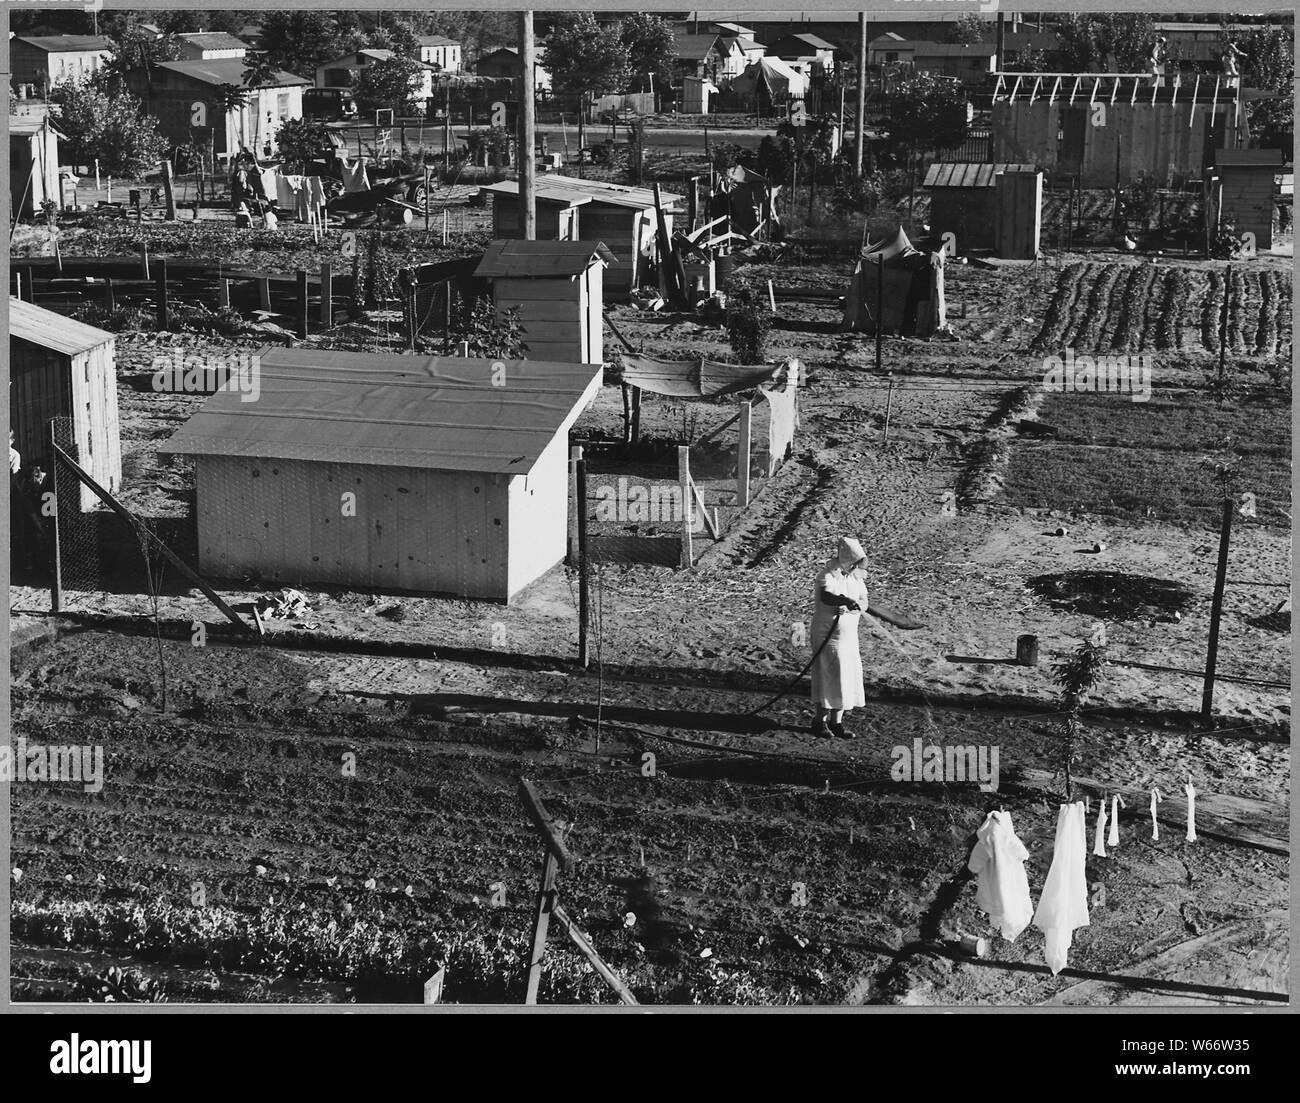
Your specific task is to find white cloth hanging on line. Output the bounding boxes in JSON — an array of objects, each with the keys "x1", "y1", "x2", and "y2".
[
  {"x1": 1093, "y1": 798, "x2": 1108, "y2": 857},
  {"x1": 1150, "y1": 788, "x2": 1162, "y2": 840},
  {"x1": 967, "y1": 810, "x2": 1034, "y2": 942},
  {"x1": 1032, "y1": 801, "x2": 1090, "y2": 975},
  {"x1": 1184, "y1": 779, "x2": 1197, "y2": 842},
  {"x1": 1107, "y1": 794, "x2": 1121, "y2": 848}
]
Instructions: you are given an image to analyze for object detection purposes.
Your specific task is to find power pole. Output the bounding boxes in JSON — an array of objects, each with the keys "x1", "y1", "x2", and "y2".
[
  {"x1": 995, "y1": 12, "x2": 1005, "y2": 72},
  {"x1": 1201, "y1": 497, "x2": 1233, "y2": 721},
  {"x1": 518, "y1": 10, "x2": 537, "y2": 240},
  {"x1": 855, "y1": 12, "x2": 867, "y2": 177}
]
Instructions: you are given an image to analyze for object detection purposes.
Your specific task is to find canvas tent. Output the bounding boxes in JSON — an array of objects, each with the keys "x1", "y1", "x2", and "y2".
[
  {"x1": 729, "y1": 57, "x2": 809, "y2": 112},
  {"x1": 842, "y1": 227, "x2": 946, "y2": 338}
]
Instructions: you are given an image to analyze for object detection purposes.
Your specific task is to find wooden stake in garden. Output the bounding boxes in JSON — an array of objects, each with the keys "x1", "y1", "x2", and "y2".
[
  {"x1": 518, "y1": 778, "x2": 637, "y2": 1005},
  {"x1": 1201, "y1": 497, "x2": 1233, "y2": 721}
]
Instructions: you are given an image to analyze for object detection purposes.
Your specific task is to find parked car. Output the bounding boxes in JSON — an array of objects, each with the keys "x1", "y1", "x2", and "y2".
[{"x1": 303, "y1": 88, "x2": 359, "y2": 123}]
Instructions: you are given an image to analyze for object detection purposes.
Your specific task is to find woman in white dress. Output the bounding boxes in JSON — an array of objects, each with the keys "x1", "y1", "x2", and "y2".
[{"x1": 810, "y1": 537, "x2": 869, "y2": 738}]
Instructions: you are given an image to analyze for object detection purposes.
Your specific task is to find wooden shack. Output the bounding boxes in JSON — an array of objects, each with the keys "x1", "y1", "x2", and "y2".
[
  {"x1": 9, "y1": 115, "x2": 63, "y2": 221},
  {"x1": 8, "y1": 298, "x2": 121, "y2": 509},
  {"x1": 990, "y1": 75, "x2": 1247, "y2": 187},
  {"x1": 1212, "y1": 148, "x2": 1287, "y2": 252},
  {"x1": 475, "y1": 239, "x2": 615, "y2": 365},
  {"x1": 482, "y1": 178, "x2": 684, "y2": 300},
  {"x1": 158, "y1": 348, "x2": 603, "y2": 602},
  {"x1": 923, "y1": 163, "x2": 1037, "y2": 252},
  {"x1": 993, "y1": 170, "x2": 1044, "y2": 259}
]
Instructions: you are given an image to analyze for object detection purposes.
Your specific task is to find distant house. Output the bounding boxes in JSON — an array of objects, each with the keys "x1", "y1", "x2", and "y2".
[
  {"x1": 672, "y1": 33, "x2": 727, "y2": 82},
  {"x1": 316, "y1": 49, "x2": 438, "y2": 104},
  {"x1": 416, "y1": 34, "x2": 462, "y2": 73},
  {"x1": 721, "y1": 35, "x2": 768, "y2": 78},
  {"x1": 768, "y1": 32, "x2": 838, "y2": 76},
  {"x1": 124, "y1": 59, "x2": 309, "y2": 160},
  {"x1": 175, "y1": 32, "x2": 248, "y2": 61},
  {"x1": 871, "y1": 38, "x2": 997, "y2": 82},
  {"x1": 10, "y1": 36, "x2": 113, "y2": 94},
  {"x1": 475, "y1": 46, "x2": 552, "y2": 93}
]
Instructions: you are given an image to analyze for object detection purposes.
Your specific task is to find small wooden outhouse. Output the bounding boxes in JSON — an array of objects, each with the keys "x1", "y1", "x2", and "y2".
[{"x1": 475, "y1": 239, "x2": 615, "y2": 365}]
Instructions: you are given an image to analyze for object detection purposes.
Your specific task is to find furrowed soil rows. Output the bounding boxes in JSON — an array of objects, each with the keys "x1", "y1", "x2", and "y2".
[
  {"x1": 1237, "y1": 267, "x2": 1260, "y2": 353},
  {"x1": 1256, "y1": 271, "x2": 1278, "y2": 358},
  {"x1": 1068, "y1": 262, "x2": 1122, "y2": 351},
  {"x1": 1096, "y1": 262, "x2": 1132, "y2": 350},
  {"x1": 1113, "y1": 263, "x2": 1156, "y2": 352},
  {"x1": 1030, "y1": 262, "x2": 1087, "y2": 353},
  {"x1": 1227, "y1": 267, "x2": 1246, "y2": 352},
  {"x1": 1202, "y1": 269, "x2": 1224, "y2": 353}
]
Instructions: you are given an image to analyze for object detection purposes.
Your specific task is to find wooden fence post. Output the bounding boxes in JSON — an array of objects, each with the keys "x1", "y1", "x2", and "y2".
[
  {"x1": 319, "y1": 263, "x2": 333, "y2": 326},
  {"x1": 576, "y1": 447, "x2": 589, "y2": 669},
  {"x1": 1201, "y1": 497, "x2": 1233, "y2": 721},
  {"x1": 258, "y1": 277, "x2": 272, "y2": 311},
  {"x1": 156, "y1": 258, "x2": 169, "y2": 330},
  {"x1": 737, "y1": 399, "x2": 752, "y2": 508},
  {"x1": 678, "y1": 445, "x2": 694, "y2": 569},
  {"x1": 160, "y1": 159, "x2": 176, "y2": 220},
  {"x1": 104, "y1": 277, "x2": 115, "y2": 312},
  {"x1": 296, "y1": 269, "x2": 309, "y2": 339},
  {"x1": 48, "y1": 422, "x2": 63, "y2": 614},
  {"x1": 217, "y1": 279, "x2": 230, "y2": 309}
]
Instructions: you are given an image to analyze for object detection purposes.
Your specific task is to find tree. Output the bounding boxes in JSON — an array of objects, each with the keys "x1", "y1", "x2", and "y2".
[
  {"x1": 620, "y1": 13, "x2": 678, "y2": 94},
  {"x1": 275, "y1": 119, "x2": 331, "y2": 172},
  {"x1": 248, "y1": 12, "x2": 346, "y2": 83},
  {"x1": 342, "y1": 18, "x2": 419, "y2": 61},
  {"x1": 1053, "y1": 632, "x2": 1109, "y2": 801},
  {"x1": 544, "y1": 12, "x2": 631, "y2": 96},
  {"x1": 1057, "y1": 13, "x2": 1154, "y2": 72},
  {"x1": 49, "y1": 79, "x2": 169, "y2": 177},
  {"x1": 887, "y1": 73, "x2": 970, "y2": 155},
  {"x1": 725, "y1": 283, "x2": 770, "y2": 364},
  {"x1": 99, "y1": 27, "x2": 183, "y2": 92},
  {"x1": 945, "y1": 14, "x2": 988, "y2": 47},
  {"x1": 351, "y1": 56, "x2": 426, "y2": 114},
  {"x1": 1237, "y1": 27, "x2": 1293, "y2": 148}
]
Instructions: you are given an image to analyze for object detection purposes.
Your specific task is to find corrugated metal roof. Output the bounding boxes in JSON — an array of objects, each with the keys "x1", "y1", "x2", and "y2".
[
  {"x1": 418, "y1": 35, "x2": 459, "y2": 47},
  {"x1": 484, "y1": 177, "x2": 683, "y2": 211},
  {"x1": 14, "y1": 35, "x2": 113, "y2": 53},
  {"x1": 8, "y1": 297, "x2": 113, "y2": 356},
  {"x1": 155, "y1": 59, "x2": 308, "y2": 89},
  {"x1": 158, "y1": 349, "x2": 602, "y2": 476},
  {"x1": 476, "y1": 239, "x2": 617, "y2": 279},
  {"x1": 924, "y1": 163, "x2": 1037, "y2": 189}
]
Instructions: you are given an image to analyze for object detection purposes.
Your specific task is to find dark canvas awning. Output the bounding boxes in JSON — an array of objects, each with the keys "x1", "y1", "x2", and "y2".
[{"x1": 620, "y1": 355, "x2": 779, "y2": 398}]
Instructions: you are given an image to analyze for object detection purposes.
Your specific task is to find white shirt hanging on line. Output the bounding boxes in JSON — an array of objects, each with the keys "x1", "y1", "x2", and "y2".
[
  {"x1": 1032, "y1": 801, "x2": 1090, "y2": 975},
  {"x1": 1184, "y1": 779, "x2": 1197, "y2": 842},
  {"x1": 1093, "y1": 799, "x2": 1108, "y2": 857},
  {"x1": 967, "y1": 810, "x2": 1034, "y2": 942},
  {"x1": 1150, "y1": 788, "x2": 1162, "y2": 841},
  {"x1": 1107, "y1": 794, "x2": 1120, "y2": 849}
]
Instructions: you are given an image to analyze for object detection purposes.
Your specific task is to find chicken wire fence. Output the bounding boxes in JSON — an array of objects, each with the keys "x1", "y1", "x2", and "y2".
[{"x1": 46, "y1": 417, "x2": 160, "y2": 610}]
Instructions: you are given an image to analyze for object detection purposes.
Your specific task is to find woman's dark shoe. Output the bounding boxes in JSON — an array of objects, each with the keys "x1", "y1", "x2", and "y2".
[
  {"x1": 829, "y1": 720, "x2": 854, "y2": 739},
  {"x1": 811, "y1": 718, "x2": 832, "y2": 739}
]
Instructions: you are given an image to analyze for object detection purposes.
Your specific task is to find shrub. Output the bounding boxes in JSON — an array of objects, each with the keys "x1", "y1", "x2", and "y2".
[
  {"x1": 448, "y1": 298, "x2": 528, "y2": 359},
  {"x1": 49, "y1": 78, "x2": 169, "y2": 178},
  {"x1": 725, "y1": 282, "x2": 770, "y2": 364}
]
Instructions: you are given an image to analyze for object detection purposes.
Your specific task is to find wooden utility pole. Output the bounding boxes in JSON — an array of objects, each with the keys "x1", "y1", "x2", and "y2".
[
  {"x1": 160, "y1": 159, "x2": 176, "y2": 220},
  {"x1": 1201, "y1": 497, "x2": 1233, "y2": 721},
  {"x1": 1218, "y1": 264, "x2": 1230, "y2": 393},
  {"x1": 995, "y1": 12, "x2": 1006, "y2": 71},
  {"x1": 518, "y1": 11, "x2": 537, "y2": 240},
  {"x1": 855, "y1": 12, "x2": 868, "y2": 177}
]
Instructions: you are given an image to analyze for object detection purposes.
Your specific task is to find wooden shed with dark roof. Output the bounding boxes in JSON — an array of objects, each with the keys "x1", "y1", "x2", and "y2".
[
  {"x1": 8, "y1": 298, "x2": 121, "y2": 509},
  {"x1": 158, "y1": 349, "x2": 603, "y2": 601},
  {"x1": 923, "y1": 162, "x2": 1037, "y2": 251},
  {"x1": 475, "y1": 239, "x2": 616, "y2": 365},
  {"x1": 1212, "y1": 148, "x2": 1289, "y2": 252}
]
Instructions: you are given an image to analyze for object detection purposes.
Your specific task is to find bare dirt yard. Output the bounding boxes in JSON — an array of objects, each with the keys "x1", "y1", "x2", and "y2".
[{"x1": 8, "y1": 209, "x2": 1290, "y2": 1005}]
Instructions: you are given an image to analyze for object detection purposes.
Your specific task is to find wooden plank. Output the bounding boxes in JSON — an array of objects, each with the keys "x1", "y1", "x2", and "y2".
[
  {"x1": 736, "y1": 400, "x2": 752, "y2": 508},
  {"x1": 690, "y1": 477, "x2": 719, "y2": 540},
  {"x1": 524, "y1": 852, "x2": 558, "y2": 1005},
  {"x1": 517, "y1": 777, "x2": 575, "y2": 873},
  {"x1": 551, "y1": 903, "x2": 639, "y2": 1005},
  {"x1": 678, "y1": 445, "x2": 693, "y2": 568}
]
